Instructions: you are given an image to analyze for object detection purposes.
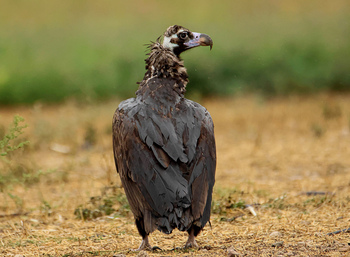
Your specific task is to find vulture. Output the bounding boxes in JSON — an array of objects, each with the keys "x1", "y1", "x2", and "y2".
[{"x1": 112, "y1": 25, "x2": 216, "y2": 250}]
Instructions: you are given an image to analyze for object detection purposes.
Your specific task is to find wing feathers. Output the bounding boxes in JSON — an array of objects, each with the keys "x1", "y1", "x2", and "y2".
[{"x1": 113, "y1": 97, "x2": 216, "y2": 234}]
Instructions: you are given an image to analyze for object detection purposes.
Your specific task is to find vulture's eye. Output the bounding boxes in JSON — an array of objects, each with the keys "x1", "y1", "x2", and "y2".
[{"x1": 178, "y1": 32, "x2": 187, "y2": 39}]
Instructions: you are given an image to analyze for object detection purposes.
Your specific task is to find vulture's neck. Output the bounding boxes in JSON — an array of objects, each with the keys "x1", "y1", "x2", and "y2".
[{"x1": 136, "y1": 42, "x2": 188, "y2": 100}]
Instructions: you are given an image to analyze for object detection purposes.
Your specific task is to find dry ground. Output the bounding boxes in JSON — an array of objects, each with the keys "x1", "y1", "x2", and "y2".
[{"x1": 0, "y1": 94, "x2": 350, "y2": 256}]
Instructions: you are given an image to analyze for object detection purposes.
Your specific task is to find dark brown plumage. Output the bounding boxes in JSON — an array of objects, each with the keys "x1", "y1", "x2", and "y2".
[{"x1": 112, "y1": 25, "x2": 215, "y2": 250}]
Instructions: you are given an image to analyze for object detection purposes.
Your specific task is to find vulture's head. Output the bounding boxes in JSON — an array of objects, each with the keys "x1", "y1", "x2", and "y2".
[{"x1": 162, "y1": 25, "x2": 213, "y2": 57}]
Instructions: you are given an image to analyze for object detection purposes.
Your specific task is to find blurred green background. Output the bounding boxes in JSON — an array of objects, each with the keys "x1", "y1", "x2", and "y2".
[{"x1": 0, "y1": 0, "x2": 349, "y2": 104}]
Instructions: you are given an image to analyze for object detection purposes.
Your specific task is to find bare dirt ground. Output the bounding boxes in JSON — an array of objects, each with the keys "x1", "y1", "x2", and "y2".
[{"x1": 1, "y1": 94, "x2": 350, "y2": 256}]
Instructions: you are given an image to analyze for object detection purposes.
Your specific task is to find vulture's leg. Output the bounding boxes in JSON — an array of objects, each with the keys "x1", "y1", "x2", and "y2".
[
  {"x1": 133, "y1": 218, "x2": 152, "y2": 251},
  {"x1": 134, "y1": 218, "x2": 162, "y2": 251},
  {"x1": 134, "y1": 235, "x2": 152, "y2": 251},
  {"x1": 185, "y1": 225, "x2": 199, "y2": 248}
]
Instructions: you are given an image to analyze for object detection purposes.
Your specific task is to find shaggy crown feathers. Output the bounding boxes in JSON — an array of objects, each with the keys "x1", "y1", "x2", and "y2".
[{"x1": 164, "y1": 25, "x2": 187, "y2": 37}]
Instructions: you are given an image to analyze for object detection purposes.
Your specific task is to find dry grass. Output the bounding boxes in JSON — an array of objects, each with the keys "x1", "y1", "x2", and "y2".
[{"x1": 1, "y1": 94, "x2": 350, "y2": 256}]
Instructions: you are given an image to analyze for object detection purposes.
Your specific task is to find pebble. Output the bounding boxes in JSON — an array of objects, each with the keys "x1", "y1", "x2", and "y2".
[
  {"x1": 227, "y1": 246, "x2": 240, "y2": 256},
  {"x1": 272, "y1": 241, "x2": 284, "y2": 247},
  {"x1": 339, "y1": 246, "x2": 350, "y2": 252},
  {"x1": 269, "y1": 231, "x2": 282, "y2": 238},
  {"x1": 136, "y1": 251, "x2": 148, "y2": 257}
]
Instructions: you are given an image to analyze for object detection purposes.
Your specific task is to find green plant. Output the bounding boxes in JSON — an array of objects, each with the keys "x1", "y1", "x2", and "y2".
[
  {"x1": 323, "y1": 104, "x2": 342, "y2": 120},
  {"x1": 74, "y1": 186, "x2": 130, "y2": 220},
  {"x1": 7, "y1": 192, "x2": 24, "y2": 210},
  {"x1": 83, "y1": 123, "x2": 97, "y2": 149},
  {"x1": 41, "y1": 200, "x2": 53, "y2": 216},
  {"x1": 303, "y1": 195, "x2": 333, "y2": 208},
  {"x1": 265, "y1": 194, "x2": 288, "y2": 210},
  {"x1": 311, "y1": 123, "x2": 325, "y2": 138},
  {"x1": 0, "y1": 116, "x2": 54, "y2": 190},
  {"x1": 0, "y1": 115, "x2": 29, "y2": 158},
  {"x1": 0, "y1": 115, "x2": 30, "y2": 189},
  {"x1": 211, "y1": 188, "x2": 246, "y2": 215}
]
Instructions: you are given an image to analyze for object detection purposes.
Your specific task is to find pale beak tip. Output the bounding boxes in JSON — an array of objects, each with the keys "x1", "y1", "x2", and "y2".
[{"x1": 199, "y1": 33, "x2": 213, "y2": 50}]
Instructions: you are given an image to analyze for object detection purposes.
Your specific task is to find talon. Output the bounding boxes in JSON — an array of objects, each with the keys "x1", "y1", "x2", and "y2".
[
  {"x1": 132, "y1": 237, "x2": 152, "y2": 251},
  {"x1": 171, "y1": 247, "x2": 182, "y2": 251},
  {"x1": 185, "y1": 241, "x2": 199, "y2": 249},
  {"x1": 152, "y1": 246, "x2": 162, "y2": 251}
]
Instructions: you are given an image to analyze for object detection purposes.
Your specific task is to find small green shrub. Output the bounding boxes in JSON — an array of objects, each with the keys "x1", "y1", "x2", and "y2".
[
  {"x1": 265, "y1": 194, "x2": 288, "y2": 210},
  {"x1": 7, "y1": 192, "x2": 24, "y2": 210},
  {"x1": 74, "y1": 186, "x2": 130, "y2": 220},
  {"x1": 0, "y1": 115, "x2": 53, "y2": 190},
  {"x1": 311, "y1": 123, "x2": 325, "y2": 138},
  {"x1": 323, "y1": 104, "x2": 342, "y2": 120},
  {"x1": 82, "y1": 123, "x2": 97, "y2": 149},
  {"x1": 303, "y1": 195, "x2": 333, "y2": 208},
  {"x1": 211, "y1": 188, "x2": 246, "y2": 214},
  {"x1": 0, "y1": 115, "x2": 29, "y2": 158}
]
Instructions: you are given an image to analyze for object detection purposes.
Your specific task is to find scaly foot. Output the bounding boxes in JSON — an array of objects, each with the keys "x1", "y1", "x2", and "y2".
[
  {"x1": 185, "y1": 229, "x2": 199, "y2": 248},
  {"x1": 132, "y1": 236, "x2": 152, "y2": 251},
  {"x1": 132, "y1": 236, "x2": 162, "y2": 251}
]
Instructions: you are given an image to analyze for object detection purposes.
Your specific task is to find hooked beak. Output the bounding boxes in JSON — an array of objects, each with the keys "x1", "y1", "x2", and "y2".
[{"x1": 184, "y1": 32, "x2": 213, "y2": 50}]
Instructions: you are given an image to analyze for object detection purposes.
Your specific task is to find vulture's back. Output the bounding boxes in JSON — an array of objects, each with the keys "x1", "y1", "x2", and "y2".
[{"x1": 113, "y1": 89, "x2": 216, "y2": 234}]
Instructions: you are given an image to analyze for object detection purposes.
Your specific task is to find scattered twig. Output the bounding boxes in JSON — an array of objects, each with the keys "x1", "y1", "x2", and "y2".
[
  {"x1": 220, "y1": 214, "x2": 245, "y2": 222},
  {"x1": 302, "y1": 191, "x2": 334, "y2": 196},
  {"x1": 0, "y1": 212, "x2": 29, "y2": 218},
  {"x1": 327, "y1": 228, "x2": 350, "y2": 235}
]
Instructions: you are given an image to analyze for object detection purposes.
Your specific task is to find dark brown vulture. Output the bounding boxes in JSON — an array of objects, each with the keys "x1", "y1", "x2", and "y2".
[{"x1": 112, "y1": 25, "x2": 216, "y2": 250}]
